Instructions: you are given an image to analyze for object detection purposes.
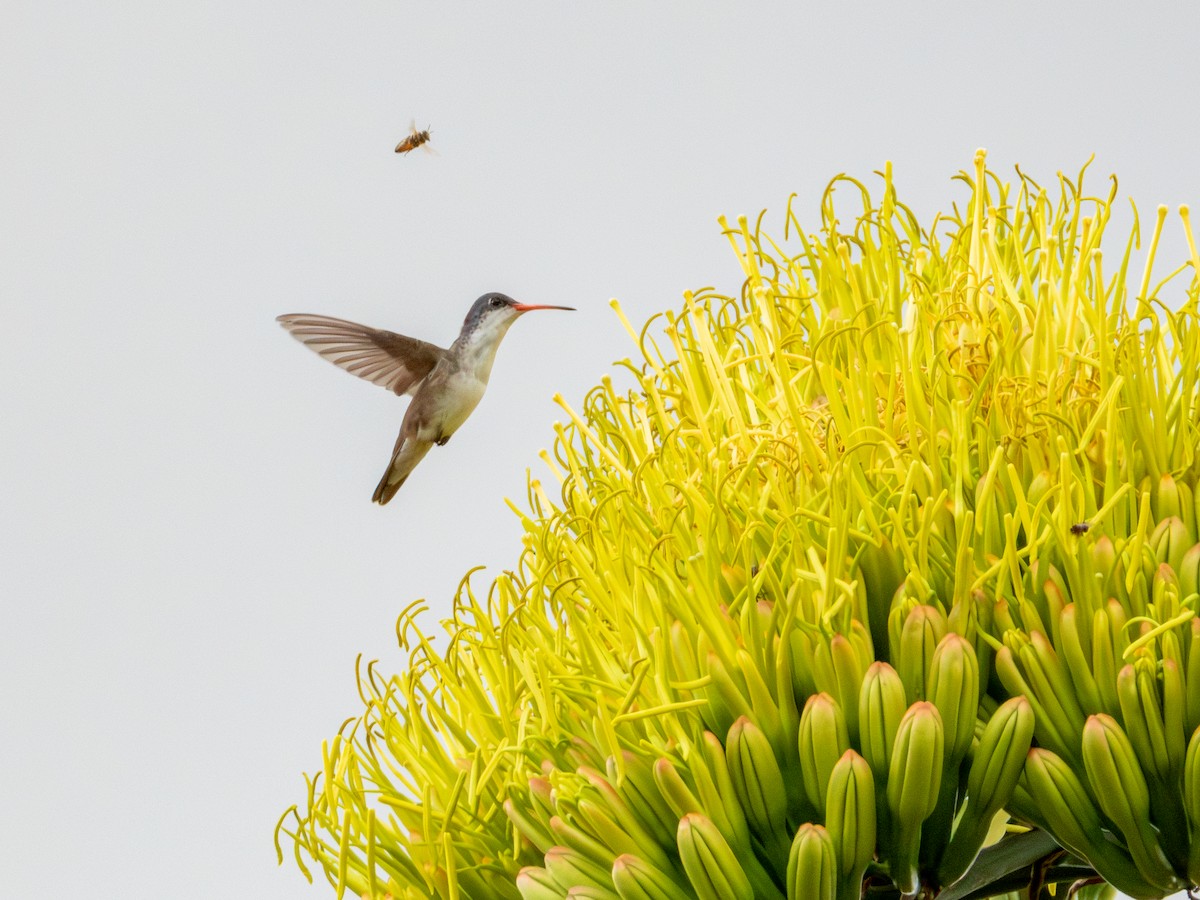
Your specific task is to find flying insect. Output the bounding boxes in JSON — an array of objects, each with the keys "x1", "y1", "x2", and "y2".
[{"x1": 395, "y1": 122, "x2": 432, "y2": 154}]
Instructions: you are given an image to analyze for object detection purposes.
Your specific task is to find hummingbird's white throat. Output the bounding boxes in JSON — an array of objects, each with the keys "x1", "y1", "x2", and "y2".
[{"x1": 452, "y1": 307, "x2": 521, "y2": 384}]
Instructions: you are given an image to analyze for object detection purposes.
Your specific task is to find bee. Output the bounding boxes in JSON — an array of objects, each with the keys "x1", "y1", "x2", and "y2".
[
  {"x1": 395, "y1": 122, "x2": 433, "y2": 154},
  {"x1": 1070, "y1": 521, "x2": 1090, "y2": 535}
]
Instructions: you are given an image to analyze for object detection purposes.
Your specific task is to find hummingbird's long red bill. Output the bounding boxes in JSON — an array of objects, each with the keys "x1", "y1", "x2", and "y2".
[{"x1": 512, "y1": 303, "x2": 575, "y2": 312}]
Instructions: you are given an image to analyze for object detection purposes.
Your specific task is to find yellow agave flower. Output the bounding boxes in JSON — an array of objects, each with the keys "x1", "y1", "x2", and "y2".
[{"x1": 279, "y1": 151, "x2": 1200, "y2": 899}]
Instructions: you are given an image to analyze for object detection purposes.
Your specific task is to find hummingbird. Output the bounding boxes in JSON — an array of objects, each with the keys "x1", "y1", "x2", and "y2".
[{"x1": 277, "y1": 293, "x2": 574, "y2": 504}]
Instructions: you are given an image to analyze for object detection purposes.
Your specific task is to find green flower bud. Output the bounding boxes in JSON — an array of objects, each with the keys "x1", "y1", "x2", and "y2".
[
  {"x1": 798, "y1": 692, "x2": 850, "y2": 815},
  {"x1": 1057, "y1": 603, "x2": 1103, "y2": 715},
  {"x1": 576, "y1": 797, "x2": 669, "y2": 870},
  {"x1": 566, "y1": 885, "x2": 622, "y2": 900},
  {"x1": 1017, "y1": 748, "x2": 1162, "y2": 899},
  {"x1": 886, "y1": 701, "x2": 944, "y2": 895},
  {"x1": 1115, "y1": 660, "x2": 1181, "y2": 786},
  {"x1": 1150, "y1": 516, "x2": 1189, "y2": 572},
  {"x1": 811, "y1": 635, "x2": 866, "y2": 745},
  {"x1": 1091, "y1": 606, "x2": 1123, "y2": 716},
  {"x1": 1152, "y1": 472, "x2": 1183, "y2": 521},
  {"x1": 894, "y1": 605, "x2": 947, "y2": 701},
  {"x1": 550, "y1": 817, "x2": 617, "y2": 872},
  {"x1": 926, "y1": 633, "x2": 979, "y2": 765},
  {"x1": 733, "y1": 647, "x2": 783, "y2": 750},
  {"x1": 652, "y1": 758, "x2": 700, "y2": 824},
  {"x1": 824, "y1": 749, "x2": 875, "y2": 900},
  {"x1": 611, "y1": 854, "x2": 684, "y2": 900},
  {"x1": 607, "y1": 754, "x2": 679, "y2": 849},
  {"x1": 937, "y1": 697, "x2": 1033, "y2": 886},
  {"x1": 545, "y1": 845, "x2": 614, "y2": 890},
  {"x1": 1178, "y1": 543, "x2": 1200, "y2": 602},
  {"x1": 785, "y1": 823, "x2": 837, "y2": 900},
  {"x1": 505, "y1": 798, "x2": 556, "y2": 854},
  {"x1": 857, "y1": 661, "x2": 906, "y2": 780},
  {"x1": 1081, "y1": 715, "x2": 1181, "y2": 891},
  {"x1": 855, "y1": 537, "x2": 905, "y2": 660},
  {"x1": 726, "y1": 716, "x2": 790, "y2": 859},
  {"x1": 676, "y1": 813, "x2": 754, "y2": 900},
  {"x1": 696, "y1": 732, "x2": 754, "y2": 852},
  {"x1": 994, "y1": 635, "x2": 1083, "y2": 767},
  {"x1": 518, "y1": 865, "x2": 567, "y2": 900}
]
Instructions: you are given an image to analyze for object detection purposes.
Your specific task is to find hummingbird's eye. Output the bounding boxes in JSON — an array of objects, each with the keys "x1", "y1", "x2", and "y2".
[{"x1": 490, "y1": 297, "x2": 505, "y2": 308}]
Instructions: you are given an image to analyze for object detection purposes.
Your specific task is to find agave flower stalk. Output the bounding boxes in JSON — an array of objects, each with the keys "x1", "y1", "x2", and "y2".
[{"x1": 279, "y1": 152, "x2": 1200, "y2": 899}]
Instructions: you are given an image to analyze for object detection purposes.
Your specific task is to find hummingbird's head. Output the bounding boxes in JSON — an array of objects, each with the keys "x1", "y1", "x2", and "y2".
[{"x1": 462, "y1": 293, "x2": 575, "y2": 341}]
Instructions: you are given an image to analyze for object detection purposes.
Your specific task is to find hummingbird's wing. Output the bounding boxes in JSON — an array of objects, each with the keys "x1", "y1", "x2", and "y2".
[{"x1": 276, "y1": 314, "x2": 446, "y2": 396}]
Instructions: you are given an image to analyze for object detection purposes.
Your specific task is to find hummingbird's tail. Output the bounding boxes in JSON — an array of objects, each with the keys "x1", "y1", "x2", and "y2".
[{"x1": 372, "y1": 438, "x2": 433, "y2": 505}]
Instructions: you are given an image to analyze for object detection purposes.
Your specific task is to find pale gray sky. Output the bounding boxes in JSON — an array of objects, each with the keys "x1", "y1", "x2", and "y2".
[{"x1": 3, "y1": 2, "x2": 1199, "y2": 897}]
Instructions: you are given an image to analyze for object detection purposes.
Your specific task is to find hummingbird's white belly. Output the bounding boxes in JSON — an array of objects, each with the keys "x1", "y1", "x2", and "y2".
[{"x1": 418, "y1": 372, "x2": 487, "y2": 441}]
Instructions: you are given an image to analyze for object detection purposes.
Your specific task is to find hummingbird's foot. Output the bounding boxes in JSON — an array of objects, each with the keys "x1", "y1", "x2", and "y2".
[{"x1": 435, "y1": 435, "x2": 451, "y2": 446}]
